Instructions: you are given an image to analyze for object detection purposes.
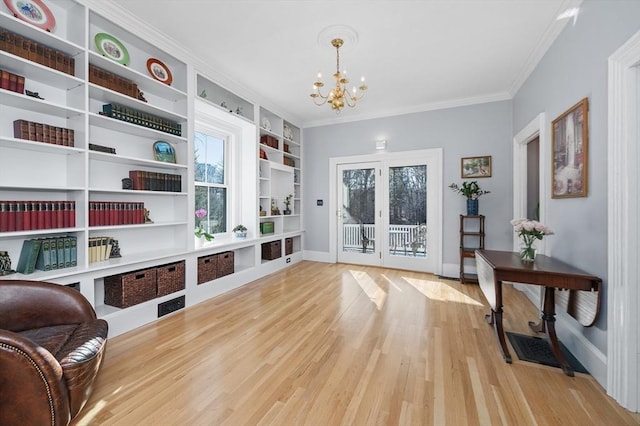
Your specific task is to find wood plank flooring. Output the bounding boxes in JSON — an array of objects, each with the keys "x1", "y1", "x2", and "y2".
[{"x1": 72, "y1": 261, "x2": 639, "y2": 425}]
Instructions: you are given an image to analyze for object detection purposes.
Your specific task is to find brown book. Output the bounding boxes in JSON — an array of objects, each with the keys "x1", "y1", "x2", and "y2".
[
  {"x1": 35, "y1": 123, "x2": 44, "y2": 142},
  {"x1": 62, "y1": 128, "x2": 69, "y2": 146},
  {"x1": 8, "y1": 72, "x2": 17, "y2": 92},
  {"x1": 54, "y1": 127, "x2": 62, "y2": 145},
  {"x1": 13, "y1": 119, "x2": 28, "y2": 139},
  {"x1": 16, "y1": 75, "x2": 24, "y2": 94},
  {"x1": 42, "y1": 124, "x2": 50, "y2": 144},
  {"x1": 28, "y1": 121, "x2": 36, "y2": 141},
  {"x1": 56, "y1": 51, "x2": 64, "y2": 73},
  {"x1": 68, "y1": 56, "x2": 75, "y2": 76},
  {"x1": 1, "y1": 70, "x2": 9, "y2": 90},
  {"x1": 68, "y1": 129, "x2": 74, "y2": 147}
]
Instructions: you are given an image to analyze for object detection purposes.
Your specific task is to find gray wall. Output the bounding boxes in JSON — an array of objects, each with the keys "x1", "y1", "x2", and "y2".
[
  {"x1": 513, "y1": 0, "x2": 640, "y2": 353},
  {"x1": 303, "y1": 100, "x2": 514, "y2": 269}
]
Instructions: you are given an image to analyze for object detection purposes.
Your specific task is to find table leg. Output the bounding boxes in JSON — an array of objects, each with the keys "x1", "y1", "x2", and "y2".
[
  {"x1": 485, "y1": 301, "x2": 512, "y2": 363},
  {"x1": 541, "y1": 287, "x2": 574, "y2": 377}
]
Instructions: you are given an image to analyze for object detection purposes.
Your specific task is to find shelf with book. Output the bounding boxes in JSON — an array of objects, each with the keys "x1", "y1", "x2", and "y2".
[
  {"x1": 88, "y1": 112, "x2": 186, "y2": 144},
  {"x1": 0, "y1": 137, "x2": 84, "y2": 155},
  {"x1": 1, "y1": 51, "x2": 85, "y2": 90}
]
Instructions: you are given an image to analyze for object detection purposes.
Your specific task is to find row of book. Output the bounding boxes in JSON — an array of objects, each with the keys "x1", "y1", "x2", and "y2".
[
  {"x1": 13, "y1": 119, "x2": 76, "y2": 147},
  {"x1": 0, "y1": 27, "x2": 75, "y2": 76},
  {"x1": 1, "y1": 68, "x2": 25, "y2": 94},
  {"x1": 0, "y1": 201, "x2": 76, "y2": 233},
  {"x1": 101, "y1": 103, "x2": 182, "y2": 136},
  {"x1": 89, "y1": 236, "x2": 116, "y2": 264},
  {"x1": 128, "y1": 170, "x2": 182, "y2": 192},
  {"x1": 16, "y1": 236, "x2": 78, "y2": 274},
  {"x1": 89, "y1": 63, "x2": 141, "y2": 100},
  {"x1": 89, "y1": 201, "x2": 146, "y2": 226}
]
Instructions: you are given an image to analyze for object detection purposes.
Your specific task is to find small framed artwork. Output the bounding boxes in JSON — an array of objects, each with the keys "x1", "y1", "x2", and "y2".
[
  {"x1": 552, "y1": 97, "x2": 588, "y2": 198},
  {"x1": 153, "y1": 141, "x2": 176, "y2": 163},
  {"x1": 461, "y1": 156, "x2": 492, "y2": 178}
]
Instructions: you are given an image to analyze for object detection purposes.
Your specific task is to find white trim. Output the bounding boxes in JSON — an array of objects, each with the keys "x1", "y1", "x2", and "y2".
[
  {"x1": 328, "y1": 149, "x2": 443, "y2": 275},
  {"x1": 303, "y1": 250, "x2": 331, "y2": 263},
  {"x1": 607, "y1": 29, "x2": 640, "y2": 412}
]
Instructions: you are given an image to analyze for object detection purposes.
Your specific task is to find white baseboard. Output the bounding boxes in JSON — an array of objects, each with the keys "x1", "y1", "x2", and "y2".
[{"x1": 303, "y1": 250, "x2": 332, "y2": 263}]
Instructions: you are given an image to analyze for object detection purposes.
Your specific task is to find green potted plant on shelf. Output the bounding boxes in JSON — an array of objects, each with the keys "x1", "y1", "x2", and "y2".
[
  {"x1": 194, "y1": 209, "x2": 214, "y2": 247},
  {"x1": 448, "y1": 181, "x2": 490, "y2": 215},
  {"x1": 232, "y1": 224, "x2": 248, "y2": 238}
]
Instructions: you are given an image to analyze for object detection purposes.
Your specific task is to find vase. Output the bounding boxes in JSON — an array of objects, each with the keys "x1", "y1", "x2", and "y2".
[
  {"x1": 194, "y1": 236, "x2": 205, "y2": 249},
  {"x1": 235, "y1": 231, "x2": 247, "y2": 238},
  {"x1": 519, "y1": 241, "x2": 536, "y2": 262},
  {"x1": 466, "y1": 199, "x2": 479, "y2": 216}
]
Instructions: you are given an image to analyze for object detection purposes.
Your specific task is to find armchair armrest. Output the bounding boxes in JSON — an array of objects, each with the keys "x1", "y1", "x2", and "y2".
[
  {"x1": 0, "y1": 330, "x2": 71, "y2": 426},
  {"x1": 0, "y1": 280, "x2": 96, "y2": 332}
]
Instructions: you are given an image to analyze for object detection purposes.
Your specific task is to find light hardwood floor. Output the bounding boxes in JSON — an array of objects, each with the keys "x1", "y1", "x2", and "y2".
[{"x1": 73, "y1": 261, "x2": 639, "y2": 425}]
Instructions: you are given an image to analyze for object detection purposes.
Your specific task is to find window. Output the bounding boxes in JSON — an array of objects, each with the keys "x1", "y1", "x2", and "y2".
[{"x1": 194, "y1": 131, "x2": 227, "y2": 234}]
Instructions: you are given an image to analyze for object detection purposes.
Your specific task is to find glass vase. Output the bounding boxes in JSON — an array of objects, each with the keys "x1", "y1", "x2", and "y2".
[{"x1": 519, "y1": 241, "x2": 536, "y2": 262}]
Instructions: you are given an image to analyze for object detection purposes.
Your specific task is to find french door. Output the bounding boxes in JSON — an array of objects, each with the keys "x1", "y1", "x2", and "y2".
[{"x1": 335, "y1": 151, "x2": 441, "y2": 273}]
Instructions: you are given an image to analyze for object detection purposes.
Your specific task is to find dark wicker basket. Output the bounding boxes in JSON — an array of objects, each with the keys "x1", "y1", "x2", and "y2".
[
  {"x1": 262, "y1": 240, "x2": 281, "y2": 260},
  {"x1": 104, "y1": 268, "x2": 157, "y2": 308},
  {"x1": 156, "y1": 261, "x2": 185, "y2": 296},
  {"x1": 285, "y1": 238, "x2": 293, "y2": 255},
  {"x1": 216, "y1": 251, "x2": 234, "y2": 278},
  {"x1": 197, "y1": 254, "x2": 217, "y2": 285}
]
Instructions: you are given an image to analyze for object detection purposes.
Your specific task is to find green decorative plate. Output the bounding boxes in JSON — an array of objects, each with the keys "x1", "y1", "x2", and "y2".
[{"x1": 95, "y1": 33, "x2": 130, "y2": 65}]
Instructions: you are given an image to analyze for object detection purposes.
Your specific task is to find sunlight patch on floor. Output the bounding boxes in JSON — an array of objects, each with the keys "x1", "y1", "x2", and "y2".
[
  {"x1": 349, "y1": 270, "x2": 388, "y2": 310},
  {"x1": 402, "y1": 277, "x2": 484, "y2": 306}
]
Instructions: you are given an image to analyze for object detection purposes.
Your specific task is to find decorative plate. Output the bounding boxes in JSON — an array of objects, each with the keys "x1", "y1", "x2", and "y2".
[
  {"x1": 4, "y1": 0, "x2": 56, "y2": 31},
  {"x1": 146, "y1": 58, "x2": 173, "y2": 85},
  {"x1": 95, "y1": 33, "x2": 130, "y2": 65},
  {"x1": 153, "y1": 141, "x2": 176, "y2": 163},
  {"x1": 261, "y1": 117, "x2": 271, "y2": 131}
]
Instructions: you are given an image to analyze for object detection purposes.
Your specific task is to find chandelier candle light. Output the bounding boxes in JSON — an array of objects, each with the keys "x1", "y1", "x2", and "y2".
[
  {"x1": 310, "y1": 38, "x2": 368, "y2": 112},
  {"x1": 510, "y1": 218, "x2": 554, "y2": 262}
]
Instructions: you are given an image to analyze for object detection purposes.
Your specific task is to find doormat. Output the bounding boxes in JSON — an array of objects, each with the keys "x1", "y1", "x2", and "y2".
[{"x1": 506, "y1": 332, "x2": 589, "y2": 374}]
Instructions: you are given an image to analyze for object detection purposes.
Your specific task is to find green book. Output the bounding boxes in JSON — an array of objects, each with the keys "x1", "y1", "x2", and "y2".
[
  {"x1": 34, "y1": 238, "x2": 51, "y2": 271},
  {"x1": 16, "y1": 239, "x2": 42, "y2": 274},
  {"x1": 56, "y1": 237, "x2": 65, "y2": 269},
  {"x1": 70, "y1": 236, "x2": 77, "y2": 267},
  {"x1": 49, "y1": 238, "x2": 58, "y2": 270},
  {"x1": 63, "y1": 236, "x2": 71, "y2": 268}
]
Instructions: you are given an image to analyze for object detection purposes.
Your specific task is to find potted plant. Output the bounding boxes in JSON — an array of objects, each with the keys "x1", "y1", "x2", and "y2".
[
  {"x1": 232, "y1": 224, "x2": 248, "y2": 238},
  {"x1": 448, "y1": 181, "x2": 490, "y2": 215},
  {"x1": 194, "y1": 208, "x2": 214, "y2": 247},
  {"x1": 283, "y1": 194, "x2": 293, "y2": 215}
]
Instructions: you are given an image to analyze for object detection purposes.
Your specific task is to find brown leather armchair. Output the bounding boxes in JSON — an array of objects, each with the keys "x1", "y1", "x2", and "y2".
[{"x1": 0, "y1": 280, "x2": 108, "y2": 426}]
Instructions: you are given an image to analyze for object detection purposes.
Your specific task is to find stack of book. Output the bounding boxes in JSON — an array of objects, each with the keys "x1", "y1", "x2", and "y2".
[
  {"x1": 89, "y1": 64, "x2": 141, "y2": 99},
  {"x1": 89, "y1": 201, "x2": 145, "y2": 226},
  {"x1": 128, "y1": 170, "x2": 181, "y2": 192},
  {"x1": 16, "y1": 236, "x2": 77, "y2": 274},
  {"x1": 101, "y1": 103, "x2": 181, "y2": 136},
  {"x1": 13, "y1": 119, "x2": 75, "y2": 146},
  {"x1": 0, "y1": 28, "x2": 75, "y2": 76},
  {"x1": 88, "y1": 236, "x2": 115, "y2": 263},
  {"x1": 1, "y1": 68, "x2": 25, "y2": 94},
  {"x1": 0, "y1": 201, "x2": 76, "y2": 232}
]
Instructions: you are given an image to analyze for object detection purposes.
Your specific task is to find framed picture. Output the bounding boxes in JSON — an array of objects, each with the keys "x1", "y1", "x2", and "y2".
[
  {"x1": 461, "y1": 156, "x2": 491, "y2": 178},
  {"x1": 153, "y1": 141, "x2": 176, "y2": 163},
  {"x1": 552, "y1": 97, "x2": 588, "y2": 198}
]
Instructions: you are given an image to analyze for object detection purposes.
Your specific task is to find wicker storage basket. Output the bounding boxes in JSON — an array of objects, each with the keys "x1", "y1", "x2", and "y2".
[
  {"x1": 285, "y1": 238, "x2": 293, "y2": 255},
  {"x1": 216, "y1": 251, "x2": 234, "y2": 278},
  {"x1": 104, "y1": 268, "x2": 156, "y2": 308},
  {"x1": 261, "y1": 240, "x2": 281, "y2": 260},
  {"x1": 156, "y1": 261, "x2": 185, "y2": 296},
  {"x1": 197, "y1": 254, "x2": 217, "y2": 284}
]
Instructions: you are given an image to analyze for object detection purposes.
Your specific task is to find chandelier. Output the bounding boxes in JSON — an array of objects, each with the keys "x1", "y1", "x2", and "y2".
[{"x1": 310, "y1": 38, "x2": 368, "y2": 112}]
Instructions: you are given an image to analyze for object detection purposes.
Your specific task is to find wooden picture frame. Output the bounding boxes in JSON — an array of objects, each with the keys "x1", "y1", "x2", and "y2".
[
  {"x1": 461, "y1": 155, "x2": 491, "y2": 178},
  {"x1": 552, "y1": 98, "x2": 588, "y2": 198}
]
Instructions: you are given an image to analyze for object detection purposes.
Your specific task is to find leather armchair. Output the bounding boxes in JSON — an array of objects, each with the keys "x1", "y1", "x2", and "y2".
[{"x1": 0, "y1": 280, "x2": 108, "y2": 426}]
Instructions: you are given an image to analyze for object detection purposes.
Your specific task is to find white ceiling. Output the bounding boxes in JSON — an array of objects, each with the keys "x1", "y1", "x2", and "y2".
[{"x1": 109, "y1": 0, "x2": 581, "y2": 128}]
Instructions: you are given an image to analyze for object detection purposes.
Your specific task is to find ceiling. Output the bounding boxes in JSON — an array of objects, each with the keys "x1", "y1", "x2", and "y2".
[{"x1": 109, "y1": 0, "x2": 581, "y2": 128}]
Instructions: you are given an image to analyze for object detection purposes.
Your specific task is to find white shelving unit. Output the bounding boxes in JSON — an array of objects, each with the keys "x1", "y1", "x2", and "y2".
[{"x1": 0, "y1": 1, "x2": 303, "y2": 338}]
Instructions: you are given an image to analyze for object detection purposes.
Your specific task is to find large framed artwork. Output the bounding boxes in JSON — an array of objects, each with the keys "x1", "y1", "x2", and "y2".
[
  {"x1": 460, "y1": 155, "x2": 491, "y2": 178},
  {"x1": 552, "y1": 97, "x2": 588, "y2": 198}
]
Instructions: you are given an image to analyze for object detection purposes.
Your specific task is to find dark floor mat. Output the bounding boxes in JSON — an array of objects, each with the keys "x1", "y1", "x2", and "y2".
[{"x1": 506, "y1": 332, "x2": 589, "y2": 374}]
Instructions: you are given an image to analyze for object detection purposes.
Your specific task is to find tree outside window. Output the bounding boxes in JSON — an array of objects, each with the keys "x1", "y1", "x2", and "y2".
[{"x1": 194, "y1": 131, "x2": 227, "y2": 234}]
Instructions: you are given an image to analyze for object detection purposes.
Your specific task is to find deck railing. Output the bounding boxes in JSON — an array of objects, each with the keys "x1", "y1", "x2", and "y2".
[{"x1": 342, "y1": 224, "x2": 426, "y2": 255}]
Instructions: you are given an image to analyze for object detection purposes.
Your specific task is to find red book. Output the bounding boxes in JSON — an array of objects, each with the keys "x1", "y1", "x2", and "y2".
[
  {"x1": 56, "y1": 201, "x2": 64, "y2": 228},
  {"x1": 109, "y1": 202, "x2": 117, "y2": 226},
  {"x1": 8, "y1": 72, "x2": 17, "y2": 92},
  {"x1": 69, "y1": 201, "x2": 75, "y2": 228},
  {"x1": 43, "y1": 201, "x2": 51, "y2": 229},
  {"x1": 15, "y1": 202, "x2": 23, "y2": 231},
  {"x1": 0, "y1": 201, "x2": 8, "y2": 232},
  {"x1": 8, "y1": 202, "x2": 16, "y2": 232},
  {"x1": 23, "y1": 201, "x2": 31, "y2": 230},
  {"x1": 16, "y1": 75, "x2": 24, "y2": 94},
  {"x1": 30, "y1": 201, "x2": 38, "y2": 229},
  {"x1": 100, "y1": 202, "x2": 107, "y2": 226},
  {"x1": 1, "y1": 70, "x2": 9, "y2": 90}
]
